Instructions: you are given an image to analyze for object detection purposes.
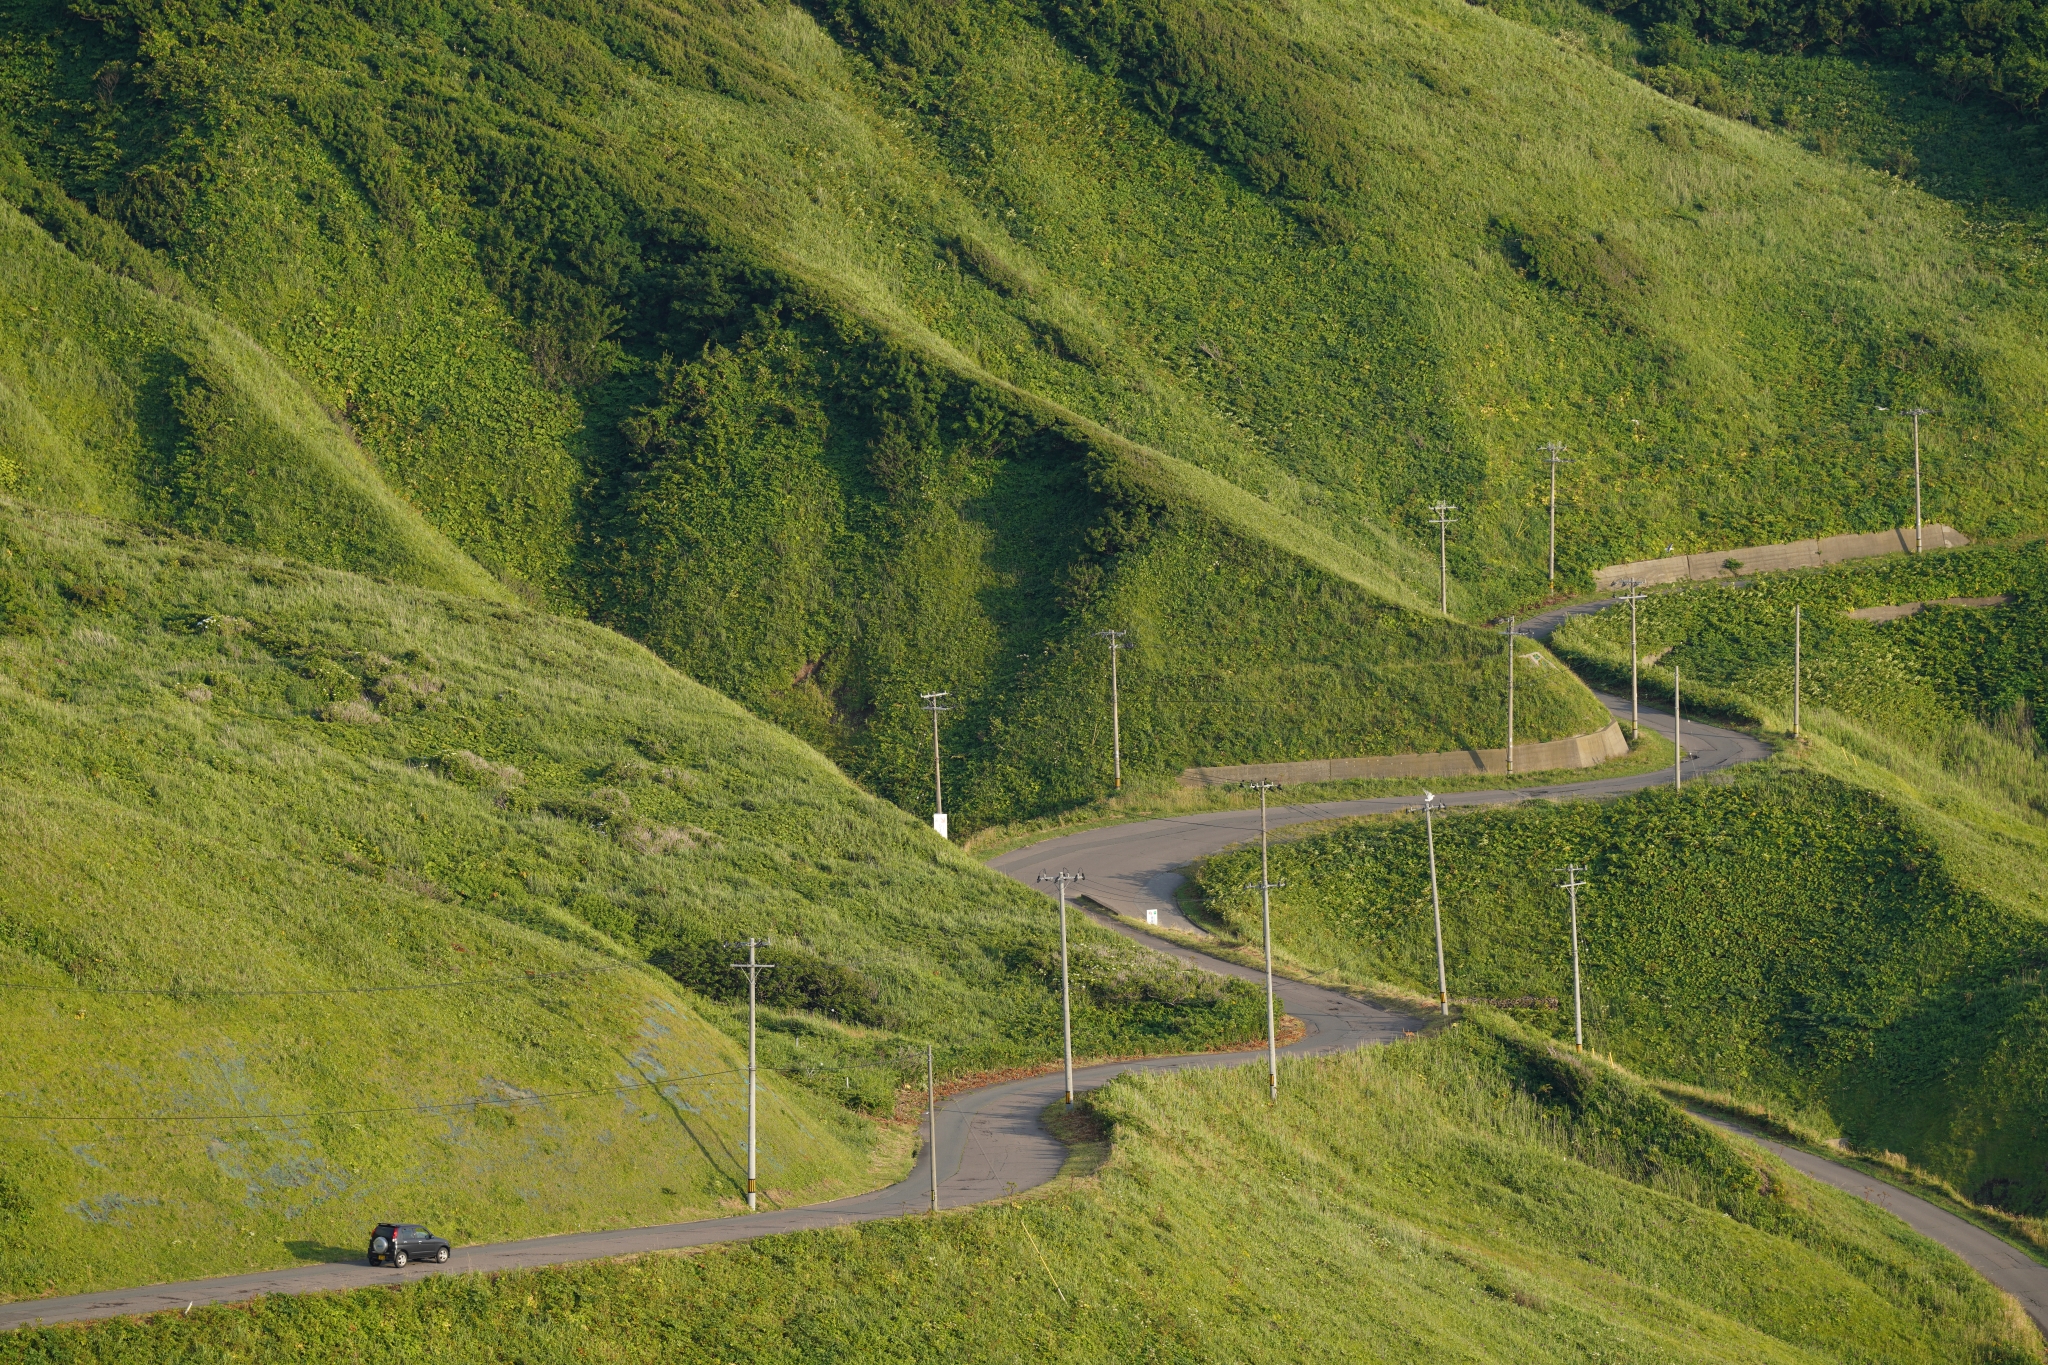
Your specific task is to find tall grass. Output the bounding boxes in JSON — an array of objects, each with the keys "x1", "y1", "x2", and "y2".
[
  {"x1": 0, "y1": 500, "x2": 1264, "y2": 1297},
  {"x1": 7, "y1": 1015, "x2": 2033, "y2": 1363}
]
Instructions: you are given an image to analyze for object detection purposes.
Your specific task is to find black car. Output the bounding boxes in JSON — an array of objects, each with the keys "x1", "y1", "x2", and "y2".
[{"x1": 367, "y1": 1222, "x2": 452, "y2": 1267}]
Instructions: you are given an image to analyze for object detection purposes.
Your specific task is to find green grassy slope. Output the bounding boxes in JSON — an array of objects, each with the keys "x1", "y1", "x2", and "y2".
[
  {"x1": 0, "y1": 178, "x2": 498, "y2": 600},
  {"x1": 1198, "y1": 544, "x2": 2048, "y2": 1213},
  {"x1": 7, "y1": 1016, "x2": 2036, "y2": 1363},
  {"x1": 0, "y1": 499, "x2": 1265, "y2": 1298},
  {"x1": 11, "y1": 0, "x2": 2044, "y2": 824}
]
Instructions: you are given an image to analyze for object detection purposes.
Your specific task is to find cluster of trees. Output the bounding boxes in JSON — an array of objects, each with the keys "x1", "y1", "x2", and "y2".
[{"x1": 1616, "y1": 0, "x2": 2048, "y2": 108}]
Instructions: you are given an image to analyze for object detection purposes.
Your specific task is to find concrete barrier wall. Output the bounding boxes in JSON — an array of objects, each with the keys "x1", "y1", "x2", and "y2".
[
  {"x1": 1593, "y1": 525, "x2": 1967, "y2": 592},
  {"x1": 1846, "y1": 594, "x2": 2010, "y2": 623},
  {"x1": 1180, "y1": 721, "x2": 1629, "y2": 788}
]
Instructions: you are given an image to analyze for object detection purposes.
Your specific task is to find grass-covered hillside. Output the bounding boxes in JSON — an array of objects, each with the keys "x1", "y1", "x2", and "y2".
[
  {"x1": 7, "y1": 1016, "x2": 2036, "y2": 1363},
  {"x1": 1199, "y1": 543, "x2": 2048, "y2": 1214},
  {"x1": 0, "y1": 499, "x2": 1267, "y2": 1299},
  {"x1": 5, "y1": 0, "x2": 2043, "y2": 823},
  {"x1": 1553, "y1": 539, "x2": 2048, "y2": 748}
]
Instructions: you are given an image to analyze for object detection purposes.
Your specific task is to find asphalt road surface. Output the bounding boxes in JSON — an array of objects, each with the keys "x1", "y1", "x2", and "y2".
[
  {"x1": 0, "y1": 919, "x2": 1414, "y2": 1331},
  {"x1": 1696, "y1": 1113, "x2": 2048, "y2": 1334},
  {"x1": 14, "y1": 654, "x2": 2033, "y2": 1339},
  {"x1": 986, "y1": 689, "x2": 1771, "y2": 931}
]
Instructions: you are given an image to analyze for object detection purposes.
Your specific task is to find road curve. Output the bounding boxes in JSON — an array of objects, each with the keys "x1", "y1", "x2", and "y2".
[
  {"x1": 0, "y1": 936, "x2": 1413, "y2": 1331},
  {"x1": 987, "y1": 689, "x2": 1772, "y2": 931},
  {"x1": 1696, "y1": 1114, "x2": 2048, "y2": 1334}
]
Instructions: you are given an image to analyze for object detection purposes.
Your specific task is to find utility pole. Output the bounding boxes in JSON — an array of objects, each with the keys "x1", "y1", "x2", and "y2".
[
  {"x1": 919, "y1": 691, "x2": 951, "y2": 838},
  {"x1": 1242, "y1": 781, "x2": 1285, "y2": 1101},
  {"x1": 1503, "y1": 617, "x2": 1523, "y2": 774},
  {"x1": 1426, "y1": 502, "x2": 1457, "y2": 616},
  {"x1": 1615, "y1": 582, "x2": 1648, "y2": 742},
  {"x1": 1908, "y1": 407, "x2": 1929, "y2": 554},
  {"x1": 1879, "y1": 406, "x2": 1932, "y2": 553},
  {"x1": 1540, "y1": 443, "x2": 1572, "y2": 588},
  {"x1": 1096, "y1": 630, "x2": 1127, "y2": 789},
  {"x1": 728, "y1": 938, "x2": 776, "y2": 1210},
  {"x1": 926, "y1": 1043, "x2": 939, "y2": 1214},
  {"x1": 1422, "y1": 791, "x2": 1449, "y2": 1017},
  {"x1": 1558, "y1": 864, "x2": 1588, "y2": 1052},
  {"x1": 1036, "y1": 870, "x2": 1084, "y2": 1108},
  {"x1": 1792, "y1": 604, "x2": 1802, "y2": 737},
  {"x1": 1672, "y1": 665, "x2": 1683, "y2": 791}
]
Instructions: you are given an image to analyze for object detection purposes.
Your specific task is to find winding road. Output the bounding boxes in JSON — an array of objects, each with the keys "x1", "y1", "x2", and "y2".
[
  {"x1": 988, "y1": 687, "x2": 1770, "y2": 932},
  {"x1": 6, "y1": 630, "x2": 2039, "y2": 1338}
]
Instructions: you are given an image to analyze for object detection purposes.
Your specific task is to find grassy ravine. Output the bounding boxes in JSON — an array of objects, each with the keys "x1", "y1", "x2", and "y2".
[
  {"x1": 0, "y1": 500, "x2": 1267, "y2": 1299},
  {"x1": 4, "y1": 1016, "x2": 2034, "y2": 1364},
  {"x1": 7, "y1": 0, "x2": 2048, "y2": 824}
]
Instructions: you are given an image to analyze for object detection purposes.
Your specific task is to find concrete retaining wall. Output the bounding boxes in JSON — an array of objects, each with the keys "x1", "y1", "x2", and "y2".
[
  {"x1": 1593, "y1": 525, "x2": 1967, "y2": 592},
  {"x1": 1846, "y1": 594, "x2": 2010, "y2": 623},
  {"x1": 1179, "y1": 721, "x2": 1629, "y2": 788}
]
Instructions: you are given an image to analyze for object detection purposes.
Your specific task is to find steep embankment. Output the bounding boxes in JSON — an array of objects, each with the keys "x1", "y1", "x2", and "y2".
[
  {"x1": 0, "y1": 500, "x2": 1265, "y2": 1298},
  {"x1": 3, "y1": 1016, "x2": 2035, "y2": 1363},
  {"x1": 5, "y1": 0, "x2": 2042, "y2": 824}
]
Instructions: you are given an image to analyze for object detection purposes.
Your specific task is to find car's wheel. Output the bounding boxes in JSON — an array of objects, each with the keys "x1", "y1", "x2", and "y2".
[
  {"x1": 393, "y1": 1250, "x2": 408, "y2": 1268},
  {"x1": 435, "y1": 1247, "x2": 449, "y2": 1264},
  {"x1": 366, "y1": 1255, "x2": 377, "y2": 1266}
]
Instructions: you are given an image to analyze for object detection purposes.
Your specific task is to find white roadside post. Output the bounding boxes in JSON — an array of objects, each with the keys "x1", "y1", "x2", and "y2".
[
  {"x1": 1422, "y1": 791, "x2": 1449, "y2": 1017},
  {"x1": 729, "y1": 938, "x2": 776, "y2": 1210},
  {"x1": 1558, "y1": 865, "x2": 1588, "y2": 1052},
  {"x1": 1036, "y1": 870, "x2": 1084, "y2": 1108}
]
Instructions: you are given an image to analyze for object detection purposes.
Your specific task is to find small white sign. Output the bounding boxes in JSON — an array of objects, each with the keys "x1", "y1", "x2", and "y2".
[
  {"x1": 1145, "y1": 908, "x2": 1159, "y2": 926},
  {"x1": 932, "y1": 812, "x2": 948, "y2": 839}
]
